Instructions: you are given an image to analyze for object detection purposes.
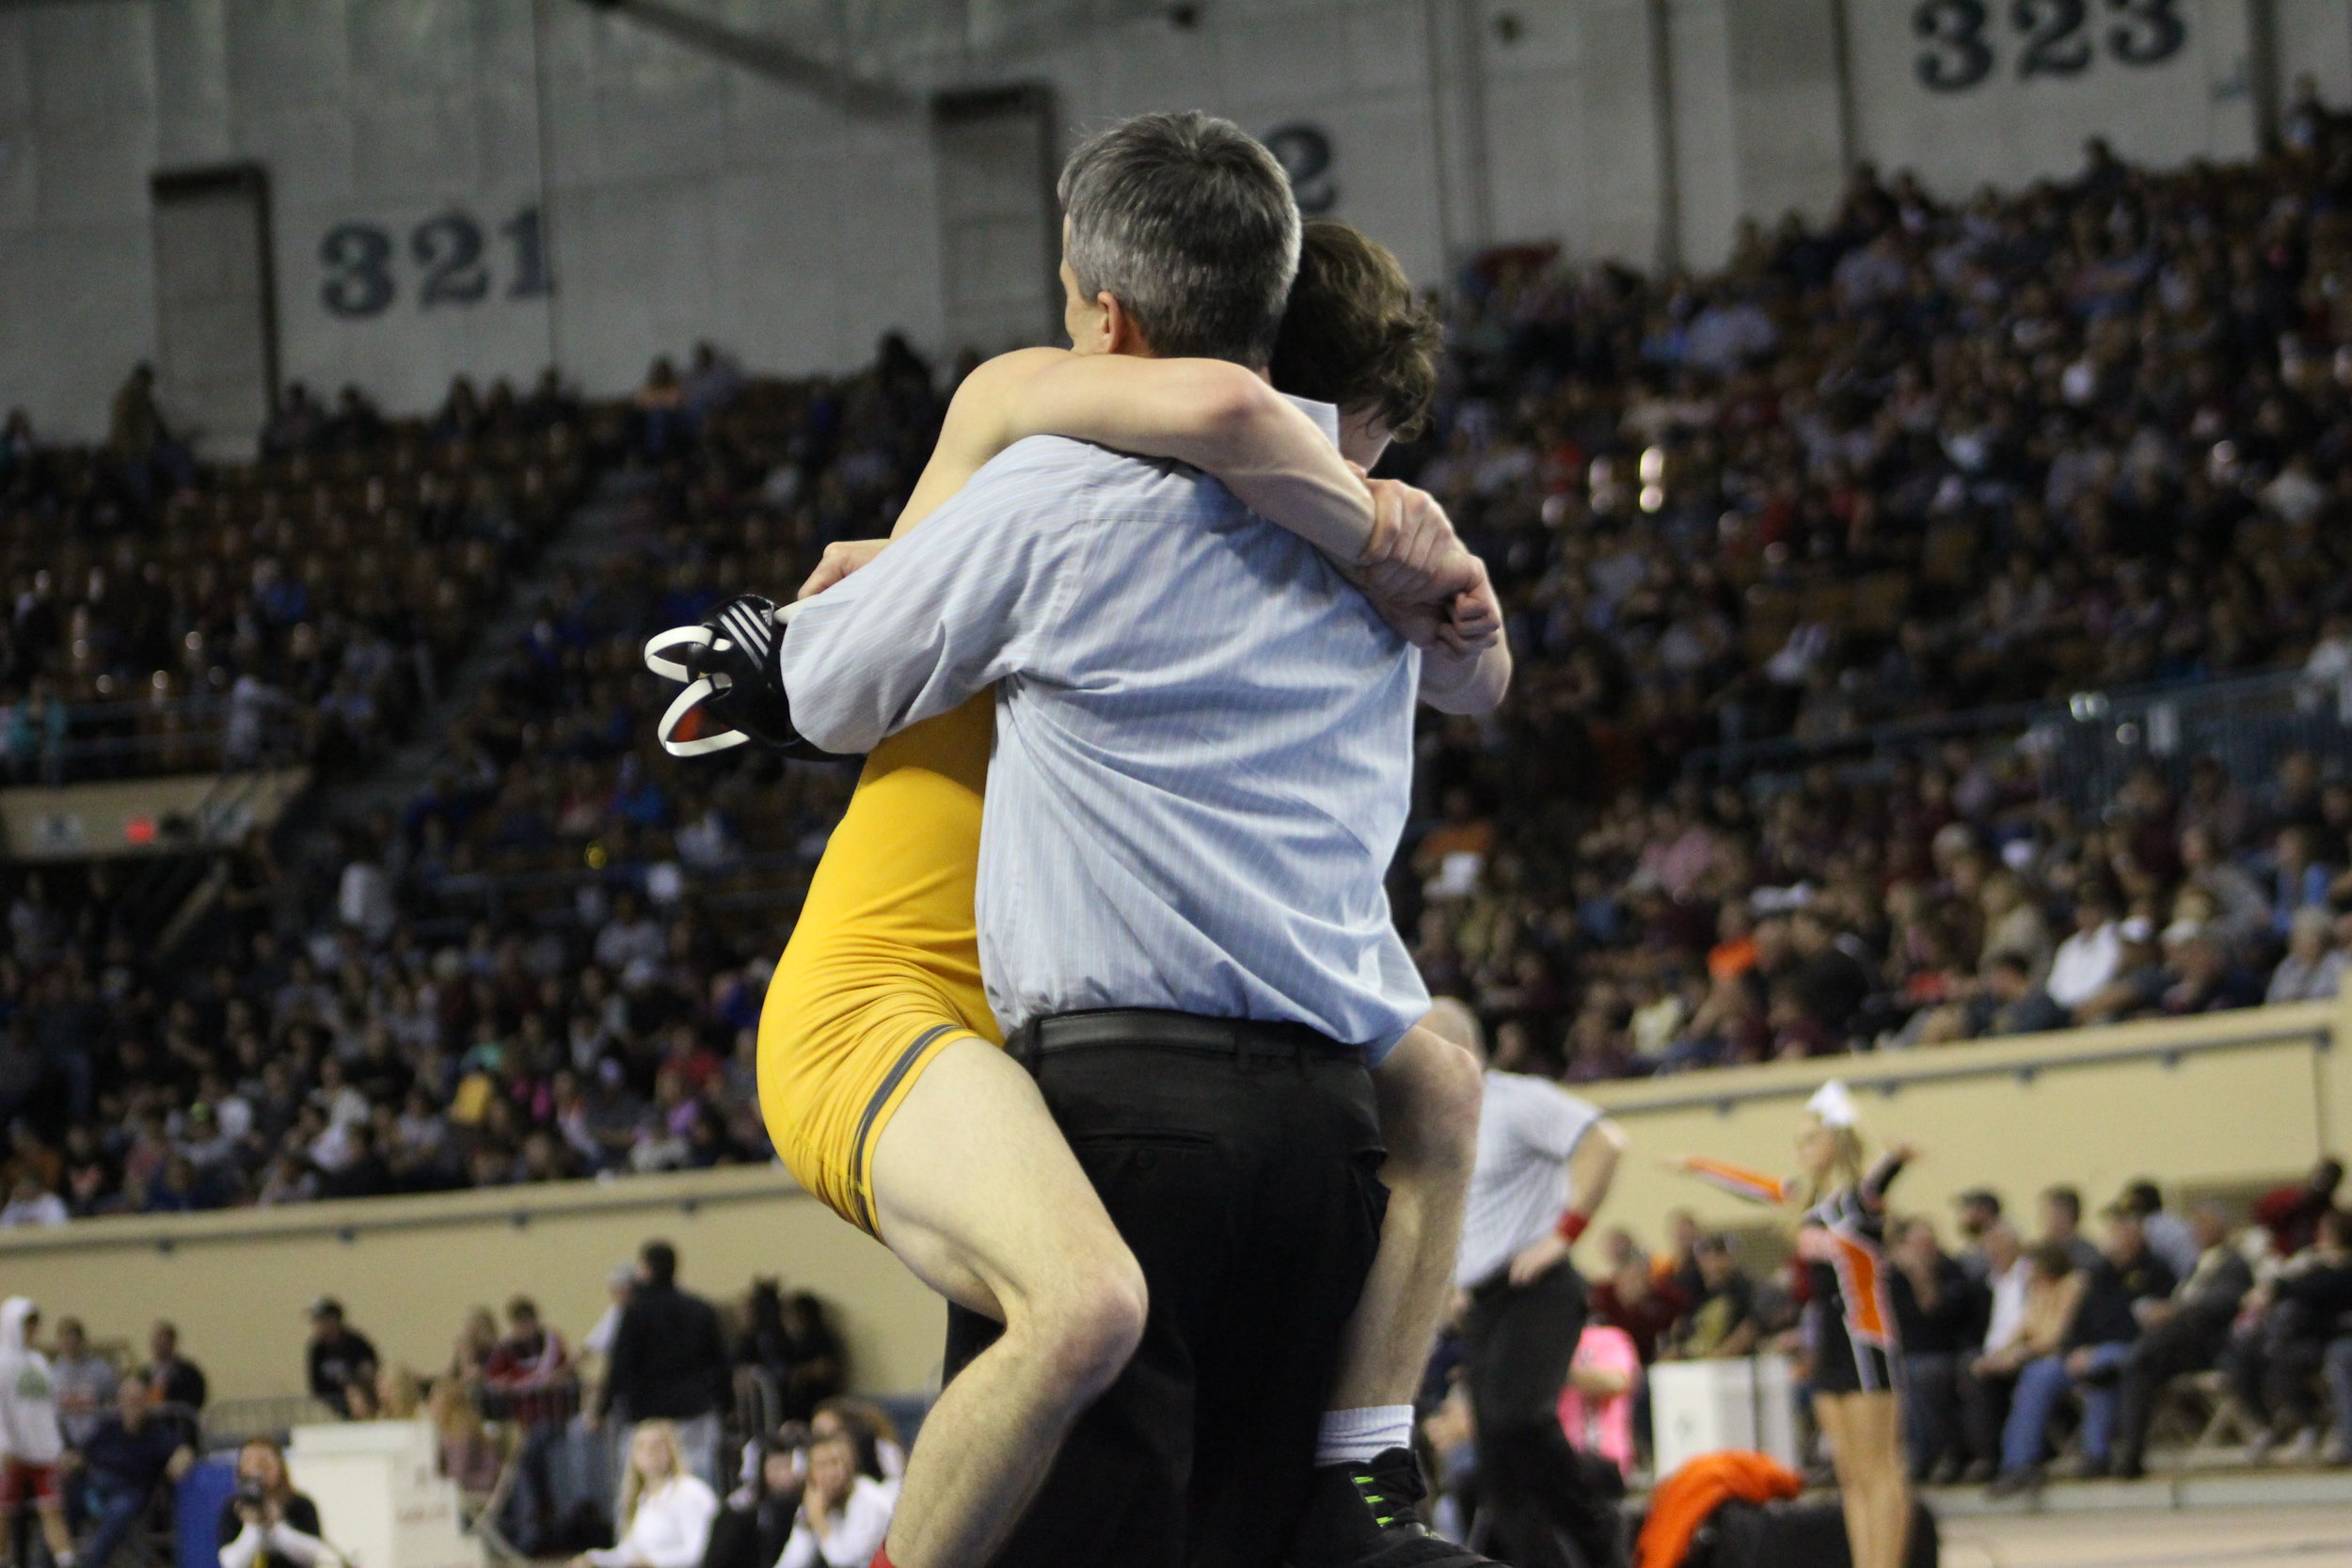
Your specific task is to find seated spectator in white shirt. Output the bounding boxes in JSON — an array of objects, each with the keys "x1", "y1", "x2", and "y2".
[
  {"x1": 574, "y1": 1421, "x2": 718, "y2": 1568},
  {"x1": 2267, "y1": 907, "x2": 2346, "y2": 1005},
  {"x1": 2046, "y1": 891, "x2": 2124, "y2": 1010},
  {"x1": 0, "y1": 1173, "x2": 66, "y2": 1228},
  {"x1": 777, "y1": 1433, "x2": 893, "y2": 1568}
]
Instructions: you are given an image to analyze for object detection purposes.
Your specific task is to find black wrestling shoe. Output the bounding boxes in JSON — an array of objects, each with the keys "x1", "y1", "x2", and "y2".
[{"x1": 1284, "y1": 1448, "x2": 1501, "y2": 1568}]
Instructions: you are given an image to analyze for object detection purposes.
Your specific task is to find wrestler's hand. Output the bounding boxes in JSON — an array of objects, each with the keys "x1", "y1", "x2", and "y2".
[
  {"x1": 1357, "y1": 480, "x2": 1496, "y2": 652},
  {"x1": 797, "y1": 538, "x2": 889, "y2": 599}
]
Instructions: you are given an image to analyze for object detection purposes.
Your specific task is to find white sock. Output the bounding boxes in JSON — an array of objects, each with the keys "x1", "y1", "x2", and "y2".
[{"x1": 1315, "y1": 1404, "x2": 1414, "y2": 1466}]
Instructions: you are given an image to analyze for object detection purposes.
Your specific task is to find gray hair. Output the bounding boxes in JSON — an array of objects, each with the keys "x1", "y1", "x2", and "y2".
[{"x1": 1058, "y1": 111, "x2": 1300, "y2": 367}]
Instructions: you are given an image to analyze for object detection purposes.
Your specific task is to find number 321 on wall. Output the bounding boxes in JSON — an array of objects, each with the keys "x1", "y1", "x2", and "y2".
[
  {"x1": 320, "y1": 208, "x2": 552, "y2": 319},
  {"x1": 1915, "y1": 0, "x2": 2185, "y2": 92}
]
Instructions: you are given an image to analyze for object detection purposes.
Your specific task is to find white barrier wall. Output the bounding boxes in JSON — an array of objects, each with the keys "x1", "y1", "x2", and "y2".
[{"x1": 1, "y1": 0, "x2": 2346, "y2": 439}]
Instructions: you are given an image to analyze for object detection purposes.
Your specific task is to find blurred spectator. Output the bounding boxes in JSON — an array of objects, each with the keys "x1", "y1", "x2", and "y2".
[
  {"x1": 2110, "y1": 1200, "x2": 2252, "y2": 1480},
  {"x1": 2119, "y1": 1180, "x2": 2199, "y2": 1281},
  {"x1": 1658, "y1": 1236, "x2": 1757, "y2": 1361},
  {"x1": 1891, "y1": 1218, "x2": 1982, "y2": 1484},
  {"x1": 1557, "y1": 1323, "x2": 1642, "y2": 1478},
  {"x1": 2254, "y1": 1158, "x2": 2345, "y2": 1258},
  {"x1": 0, "y1": 1297, "x2": 73, "y2": 1568},
  {"x1": 2227, "y1": 1208, "x2": 2352, "y2": 1465},
  {"x1": 305, "y1": 1299, "x2": 379, "y2": 1418},
  {"x1": 1590, "y1": 1256, "x2": 1686, "y2": 1367},
  {"x1": 0, "y1": 1174, "x2": 66, "y2": 1229},
  {"x1": 139, "y1": 1323, "x2": 205, "y2": 1411},
  {"x1": 216, "y1": 1438, "x2": 327, "y2": 1568},
  {"x1": 2039, "y1": 1186, "x2": 2102, "y2": 1274},
  {"x1": 599, "y1": 1243, "x2": 729, "y2": 1489},
  {"x1": 703, "y1": 1432, "x2": 806, "y2": 1568},
  {"x1": 1962, "y1": 1233, "x2": 2074, "y2": 1484},
  {"x1": 2266, "y1": 908, "x2": 2345, "y2": 1004},
  {"x1": 49, "y1": 1316, "x2": 116, "y2": 1449},
  {"x1": 1952, "y1": 1189, "x2": 2003, "y2": 1282},
  {"x1": 775, "y1": 1432, "x2": 892, "y2": 1568},
  {"x1": 808, "y1": 1401, "x2": 905, "y2": 1488},
  {"x1": 483, "y1": 1296, "x2": 576, "y2": 1556},
  {"x1": 69, "y1": 1381, "x2": 195, "y2": 1568},
  {"x1": 1993, "y1": 1206, "x2": 2175, "y2": 1490},
  {"x1": 575, "y1": 1420, "x2": 718, "y2": 1568}
]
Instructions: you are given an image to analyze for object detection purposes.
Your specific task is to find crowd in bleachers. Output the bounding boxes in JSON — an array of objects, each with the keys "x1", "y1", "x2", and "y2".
[
  {"x1": 1419, "y1": 1157, "x2": 2352, "y2": 1503},
  {"x1": 1393, "y1": 109, "x2": 2352, "y2": 1080},
  {"x1": 15, "y1": 117, "x2": 2352, "y2": 1224},
  {"x1": 0, "y1": 366, "x2": 590, "y2": 784},
  {"x1": 8, "y1": 1239, "x2": 891, "y2": 1568}
]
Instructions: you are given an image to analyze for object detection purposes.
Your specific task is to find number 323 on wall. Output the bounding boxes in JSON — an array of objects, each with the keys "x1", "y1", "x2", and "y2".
[
  {"x1": 1915, "y1": 0, "x2": 2185, "y2": 92},
  {"x1": 320, "y1": 208, "x2": 553, "y2": 319}
]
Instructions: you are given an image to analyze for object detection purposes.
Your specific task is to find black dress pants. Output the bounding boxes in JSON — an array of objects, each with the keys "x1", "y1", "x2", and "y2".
[
  {"x1": 943, "y1": 1020, "x2": 1390, "y2": 1568},
  {"x1": 2113, "y1": 1311, "x2": 2228, "y2": 1469},
  {"x1": 1460, "y1": 1263, "x2": 1625, "y2": 1568}
]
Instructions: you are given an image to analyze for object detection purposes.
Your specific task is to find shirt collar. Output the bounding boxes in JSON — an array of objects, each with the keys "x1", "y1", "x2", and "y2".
[{"x1": 1282, "y1": 393, "x2": 1343, "y2": 448}]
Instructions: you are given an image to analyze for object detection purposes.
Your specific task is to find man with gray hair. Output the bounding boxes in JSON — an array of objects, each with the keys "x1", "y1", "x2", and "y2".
[{"x1": 775, "y1": 111, "x2": 1499, "y2": 1568}]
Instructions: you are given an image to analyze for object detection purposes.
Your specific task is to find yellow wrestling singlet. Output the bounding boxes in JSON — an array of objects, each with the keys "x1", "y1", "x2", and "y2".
[{"x1": 756, "y1": 694, "x2": 999, "y2": 1233}]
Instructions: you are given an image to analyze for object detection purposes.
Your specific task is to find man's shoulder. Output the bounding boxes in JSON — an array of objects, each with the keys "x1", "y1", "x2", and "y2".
[{"x1": 981, "y1": 435, "x2": 1240, "y2": 512}]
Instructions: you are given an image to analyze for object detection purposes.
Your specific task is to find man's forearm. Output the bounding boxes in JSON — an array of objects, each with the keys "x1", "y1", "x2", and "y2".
[{"x1": 1419, "y1": 637, "x2": 1511, "y2": 715}]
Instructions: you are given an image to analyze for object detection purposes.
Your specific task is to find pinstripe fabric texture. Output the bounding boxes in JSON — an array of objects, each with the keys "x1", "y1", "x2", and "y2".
[
  {"x1": 1455, "y1": 1071, "x2": 1603, "y2": 1290},
  {"x1": 778, "y1": 403, "x2": 1429, "y2": 1056}
]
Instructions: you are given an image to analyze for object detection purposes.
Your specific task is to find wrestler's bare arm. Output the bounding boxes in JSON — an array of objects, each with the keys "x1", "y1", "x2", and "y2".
[
  {"x1": 891, "y1": 347, "x2": 1372, "y2": 561},
  {"x1": 812, "y1": 347, "x2": 1510, "y2": 709}
]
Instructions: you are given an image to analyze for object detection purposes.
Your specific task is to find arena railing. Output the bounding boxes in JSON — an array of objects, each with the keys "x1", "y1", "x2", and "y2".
[
  {"x1": 1681, "y1": 663, "x2": 2351, "y2": 812},
  {"x1": 6, "y1": 694, "x2": 310, "y2": 785}
]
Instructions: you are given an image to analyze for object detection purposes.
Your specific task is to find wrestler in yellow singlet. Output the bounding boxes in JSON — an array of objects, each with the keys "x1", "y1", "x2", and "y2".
[
  {"x1": 756, "y1": 696, "x2": 994, "y2": 1234},
  {"x1": 755, "y1": 225, "x2": 1502, "y2": 1243}
]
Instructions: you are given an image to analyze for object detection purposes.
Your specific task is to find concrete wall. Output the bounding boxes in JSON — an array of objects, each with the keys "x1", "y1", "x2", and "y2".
[
  {"x1": 6, "y1": 999, "x2": 2345, "y2": 1405},
  {"x1": 0, "y1": 1165, "x2": 943, "y2": 1403},
  {"x1": 2, "y1": 0, "x2": 2344, "y2": 437}
]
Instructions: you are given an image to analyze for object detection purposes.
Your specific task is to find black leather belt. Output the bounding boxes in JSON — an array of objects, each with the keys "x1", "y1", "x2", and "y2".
[{"x1": 1010, "y1": 1007, "x2": 1361, "y2": 1071}]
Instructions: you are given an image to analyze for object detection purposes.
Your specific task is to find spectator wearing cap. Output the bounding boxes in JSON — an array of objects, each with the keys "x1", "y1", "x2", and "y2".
[
  {"x1": 305, "y1": 1301, "x2": 379, "y2": 1419},
  {"x1": 596, "y1": 1242, "x2": 729, "y2": 1489},
  {"x1": 2119, "y1": 1181, "x2": 2198, "y2": 1282},
  {"x1": 2109, "y1": 1201, "x2": 2251, "y2": 1480},
  {"x1": 2266, "y1": 908, "x2": 2345, "y2": 1005}
]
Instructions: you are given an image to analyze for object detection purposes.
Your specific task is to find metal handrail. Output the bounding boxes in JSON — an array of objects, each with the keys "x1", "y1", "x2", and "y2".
[
  {"x1": 1590, "y1": 1015, "x2": 2333, "y2": 1118},
  {"x1": 1679, "y1": 661, "x2": 2324, "y2": 781}
]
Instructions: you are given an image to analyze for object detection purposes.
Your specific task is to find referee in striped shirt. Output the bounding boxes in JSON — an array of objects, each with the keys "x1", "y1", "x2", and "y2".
[{"x1": 1438, "y1": 1000, "x2": 1628, "y2": 1568}]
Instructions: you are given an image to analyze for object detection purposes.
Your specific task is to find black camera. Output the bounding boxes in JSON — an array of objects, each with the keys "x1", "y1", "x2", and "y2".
[{"x1": 236, "y1": 1481, "x2": 268, "y2": 1508}]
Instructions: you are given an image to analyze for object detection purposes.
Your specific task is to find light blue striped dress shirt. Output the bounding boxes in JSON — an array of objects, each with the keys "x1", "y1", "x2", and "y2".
[{"x1": 778, "y1": 404, "x2": 1430, "y2": 1056}]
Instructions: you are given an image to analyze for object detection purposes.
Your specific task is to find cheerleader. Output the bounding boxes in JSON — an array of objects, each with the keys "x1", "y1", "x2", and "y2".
[{"x1": 1672, "y1": 1082, "x2": 1916, "y2": 1568}]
